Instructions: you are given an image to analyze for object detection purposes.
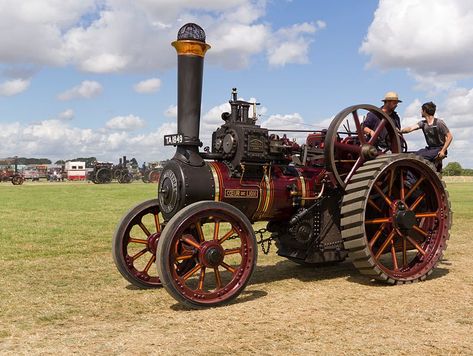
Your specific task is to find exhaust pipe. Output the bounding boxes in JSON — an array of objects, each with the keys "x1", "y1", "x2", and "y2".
[{"x1": 171, "y1": 23, "x2": 210, "y2": 166}]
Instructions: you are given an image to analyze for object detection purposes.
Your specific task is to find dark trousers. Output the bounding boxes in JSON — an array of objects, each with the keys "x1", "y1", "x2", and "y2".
[{"x1": 415, "y1": 146, "x2": 443, "y2": 162}]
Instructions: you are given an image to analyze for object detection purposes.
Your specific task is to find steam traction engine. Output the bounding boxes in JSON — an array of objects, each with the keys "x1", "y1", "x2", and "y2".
[{"x1": 112, "y1": 24, "x2": 452, "y2": 308}]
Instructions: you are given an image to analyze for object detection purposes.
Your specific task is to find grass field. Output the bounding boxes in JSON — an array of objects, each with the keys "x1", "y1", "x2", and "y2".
[{"x1": 1, "y1": 181, "x2": 472, "y2": 355}]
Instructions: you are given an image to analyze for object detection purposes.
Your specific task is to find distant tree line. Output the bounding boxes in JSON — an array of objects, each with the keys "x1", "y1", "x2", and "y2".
[{"x1": 443, "y1": 162, "x2": 473, "y2": 176}]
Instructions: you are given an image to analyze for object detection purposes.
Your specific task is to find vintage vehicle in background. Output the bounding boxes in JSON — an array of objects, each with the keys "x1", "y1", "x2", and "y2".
[
  {"x1": 65, "y1": 161, "x2": 87, "y2": 181},
  {"x1": 88, "y1": 156, "x2": 134, "y2": 184},
  {"x1": 0, "y1": 157, "x2": 24, "y2": 185},
  {"x1": 22, "y1": 167, "x2": 40, "y2": 181},
  {"x1": 110, "y1": 23, "x2": 450, "y2": 309},
  {"x1": 140, "y1": 161, "x2": 163, "y2": 183}
]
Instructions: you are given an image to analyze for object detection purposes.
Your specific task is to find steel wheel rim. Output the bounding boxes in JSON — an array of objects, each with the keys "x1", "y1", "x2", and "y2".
[
  {"x1": 167, "y1": 209, "x2": 255, "y2": 304},
  {"x1": 365, "y1": 160, "x2": 449, "y2": 280},
  {"x1": 122, "y1": 204, "x2": 163, "y2": 286}
]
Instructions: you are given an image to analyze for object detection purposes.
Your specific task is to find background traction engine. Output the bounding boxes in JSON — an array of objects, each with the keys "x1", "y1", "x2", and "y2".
[{"x1": 112, "y1": 23, "x2": 452, "y2": 308}]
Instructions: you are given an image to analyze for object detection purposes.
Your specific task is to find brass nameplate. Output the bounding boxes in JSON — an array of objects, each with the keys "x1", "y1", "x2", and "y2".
[{"x1": 224, "y1": 189, "x2": 259, "y2": 199}]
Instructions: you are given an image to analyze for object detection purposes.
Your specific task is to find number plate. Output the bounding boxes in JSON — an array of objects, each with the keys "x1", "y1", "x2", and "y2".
[{"x1": 164, "y1": 134, "x2": 183, "y2": 146}]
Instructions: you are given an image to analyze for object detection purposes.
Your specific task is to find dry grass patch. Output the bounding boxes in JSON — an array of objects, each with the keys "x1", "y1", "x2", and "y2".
[{"x1": 0, "y1": 182, "x2": 472, "y2": 354}]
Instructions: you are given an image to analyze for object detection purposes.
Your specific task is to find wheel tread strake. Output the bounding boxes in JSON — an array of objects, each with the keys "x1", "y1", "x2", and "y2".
[{"x1": 341, "y1": 153, "x2": 452, "y2": 284}]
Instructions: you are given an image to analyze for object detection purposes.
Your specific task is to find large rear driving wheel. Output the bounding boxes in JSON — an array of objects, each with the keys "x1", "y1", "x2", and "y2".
[{"x1": 341, "y1": 154, "x2": 451, "y2": 283}]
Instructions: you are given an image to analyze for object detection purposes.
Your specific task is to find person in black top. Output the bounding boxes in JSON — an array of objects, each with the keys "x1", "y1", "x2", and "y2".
[
  {"x1": 363, "y1": 91, "x2": 402, "y2": 148},
  {"x1": 400, "y1": 101, "x2": 453, "y2": 163}
]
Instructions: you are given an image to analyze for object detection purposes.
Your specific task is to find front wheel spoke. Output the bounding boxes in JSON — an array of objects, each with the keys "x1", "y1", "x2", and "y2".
[
  {"x1": 388, "y1": 169, "x2": 395, "y2": 197},
  {"x1": 406, "y1": 235, "x2": 426, "y2": 255},
  {"x1": 220, "y1": 261, "x2": 237, "y2": 274},
  {"x1": 181, "y1": 263, "x2": 202, "y2": 281},
  {"x1": 214, "y1": 267, "x2": 222, "y2": 289},
  {"x1": 405, "y1": 176, "x2": 426, "y2": 200},
  {"x1": 390, "y1": 240, "x2": 399, "y2": 270},
  {"x1": 181, "y1": 235, "x2": 201, "y2": 249},
  {"x1": 409, "y1": 193, "x2": 426, "y2": 211},
  {"x1": 128, "y1": 238, "x2": 148, "y2": 245},
  {"x1": 365, "y1": 217, "x2": 391, "y2": 224},
  {"x1": 374, "y1": 230, "x2": 396, "y2": 260},
  {"x1": 399, "y1": 169, "x2": 405, "y2": 200},
  {"x1": 213, "y1": 221, "x2": 220, "y2": 241},
  {"x1": 138, "y1": 222, "x2": 151, "y2": 236},
  {"x1": 131, "y1": 248, "x2": 148, "y2": 261},
  {"x1": 195, "y1": 221, "x2": 205, "y2": 242},
  {"x1": 373, "y1": 184, "x2": 393, "y2": 206},
  {"x1": 154, "y1": 213, "x2": 161, "y2": 233},
  {"x1": 175, "y1": 253, "x2": 195, "y2": 261},
  {"x1": 198, "y1": 267, "x2": 206, "y2": 290},
  {"x1": 224, "y1": 247, "x2": 241, "y2": 255},
  {"x1": 143, "y1": 255, "x2": 156, "y2": 273},
  {"x1": 218, "y1": 228, "x2": 236, "y2": 244},
  {"x1": 415, "y1": 211, "x2": 438, "y2": 218}
]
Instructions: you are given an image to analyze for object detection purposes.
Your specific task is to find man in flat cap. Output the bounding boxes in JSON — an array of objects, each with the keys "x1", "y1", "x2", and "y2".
[{"x1": 363, "y1": 91, "x2": 402, "y2": 148}]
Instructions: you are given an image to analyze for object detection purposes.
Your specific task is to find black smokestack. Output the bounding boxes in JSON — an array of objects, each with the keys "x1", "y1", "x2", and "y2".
[{"x1": 172, "y1": 23, "x2": 210, "y2": 166}]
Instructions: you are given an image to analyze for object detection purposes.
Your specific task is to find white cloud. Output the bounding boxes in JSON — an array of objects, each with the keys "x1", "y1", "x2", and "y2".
[
  {"x1": 58, "y1": 109, "x2": 74, "y2": 121},
  {"x1": 361, "y1": 0, "x2": 473, "y2": 87},
  {"x1": 106, "y1": 115, "x2": 146, "y2": 131},
  {"x1": 133, "y1": 78, "x2": 161, "y2": 93},
  {"x1": 164, "y1": 105, "x2": 177, "y2": 118},
  {"x1": 267, "y1": 22, "x2": 324, "y2": 67},
  {"x1": 0, "y1": 78, "x2": 30, "y2": 96},
  {"x1": 0, "y1": 118, "x2": 176, "y2": 163},
  {"x1": 0, "y1": 1, "x2": 322, "y2": 73},
  {"x1": 57, "y1": 80, "x2": 103, "y2": 100}
]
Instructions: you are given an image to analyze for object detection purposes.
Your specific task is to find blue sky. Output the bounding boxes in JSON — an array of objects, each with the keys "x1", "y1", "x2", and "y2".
[{"x1": 1, "y1": 0, "x2": 473, "y2": 167}]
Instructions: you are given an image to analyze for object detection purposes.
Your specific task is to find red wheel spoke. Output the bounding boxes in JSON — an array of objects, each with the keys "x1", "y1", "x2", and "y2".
[
  {"x1": 365, "y1": 217, "x2": 391, "y2": 224},
  {"x1": 388, "y1": 169, "x2": 395, "y2": 197},
  {"x1": 213, "y1": 221, "x2": 220, "y2": 241},
  {"x1": 415, "y1": 211, "x2": 438, "y2": 218},
  {"x1": 138, "y1": 222, "x2": 151, "y2": 236},
  {"x1": 405, "y1": 177, "x2": 426, "y2": 200},
  {"x1": 390, "y1": 240, "x2": 399, "y2": 270},
  {"x1": 218, "y1": 228, "x2": 236, "y2": 244},
  {"x1": 224, "y1": 247, "x2": 241, "y2": 255},
  {"x1": 154, "y1": 213, "x2": 161, "y2": 233},
  {"x1": 175, "y1": 253, "x2": 194, "y2": 261},
  {"x1": 181, "y1": 235, "x2": 201, "y2": 249},
  {"x1": 402, "y1": 236, "x2": 407, "y2": 267},
  {"x1": 409, "y1": 193, "x2": 426, "y2": 211},
  {"x1": 352, "y1": 110, "x2": 366, "y2": 144},
  {"x1": 143, "y1": 255, "x2": 156, "y2": 273},
  {"x1": 368, "y1": 118, "x2": 386, "y2": 145},
  {"x1": 344, "y1": 156, "x2": 364, "y2": 184},
  {"x1": 373, "y1": 184, "x2": 393, "y2": 206},
  {"x1": 214, "y1": 267, "x2": 222, "y2": 289},
  {"x1": 181, "y1": 263, "x2": 202, "y2": 281},
  {"x1": 406, "y1": 235, "x2": 426, "y2": 255},
  {"x1": 400, "y1": 169, "x2": 405, "y2": 200},
  {"x1": 375, "y1": 230, "x2": 396, "y2": 259},
  {"x1": 334, "y1": 141, "x2": 362, "y2": 155},
  {"x1": 131, "y1": 248, "x2": 147, "y2": 261},
  {"x1": 412, "y1": 225, "x2": 428, "y2": 238},
  {"x1": 369, "y1": 223, "x2": 387, "y2": 248},
  {"x1": 198, "y1": 267, "x2": 206, "y2": 290},
  {"x1": 128, "y1": 238, "x2": 147, "y2": 245},
  {"x1": 220, "y1": 262, "x2": 237, "y2": 274},
  {"x1": 195, "y1": 221, "x2": 205, "y2": 242},
  {"x1": 368, "y1": 199, "x2": 383, "y2": 213}
]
